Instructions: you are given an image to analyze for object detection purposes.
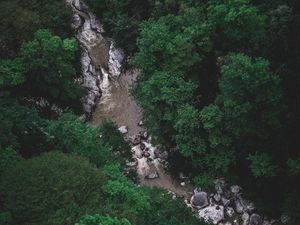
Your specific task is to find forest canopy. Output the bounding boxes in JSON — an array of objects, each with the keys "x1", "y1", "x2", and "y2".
[{"x1": 0, "y1": 0, "x2": 299, "y2": 224}]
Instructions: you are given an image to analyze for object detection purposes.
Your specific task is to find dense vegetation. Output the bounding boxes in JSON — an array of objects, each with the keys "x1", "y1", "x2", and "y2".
[
  {"x1": 0, "y1": 1, "x2": 207, "y2": 224},
  {"x1": 87, "y1": 0, "x2": 300, "y2": 223},
  {"x1": 0, "y1": 0, "x2": 299, "y2": 224}
]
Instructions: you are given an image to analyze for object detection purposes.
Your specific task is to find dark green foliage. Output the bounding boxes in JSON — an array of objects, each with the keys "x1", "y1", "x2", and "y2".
[
  {"x1": 135, "y1": 71, "x2": 197, "y2": 145},
  {"x1": 0, "y1": 152, "x2": 106, "y2": 225},
  {"x1": 46, "y1": 113, "x2": 116, "y2": 167},
  {"x1": 287, "y1": 157, "x2": 300, "y2": 175},
  {"x1": 0, "y1": 147, "x2": 22, "y2": 176},
  {"x1": 141, "y1": 188, "x2": 206, "y2": 225},
  {"x1": 76, "y1": 214, "x2": 131, "y2": 225},
  {"x1": 132, "y1": 11, "x2": 212, "y2": 75},
  {"x1": 0, "y1": 212, "x2": 12, "y2": 225},
  {"x1": 0, "y1": 0, "x2": 299, "y2": 222},
  {"x1": 1, "y1": 29, "x2": 84, "y2": 112},
  {"x1": 19, "y1": 29, "x2": 85, "y2": 108},
  {"x1": 247, "y1": 152, "x2": 277, "y2": 178},
  {"x1": 207, "y1": 0, "x2": 266, "y2": 50},
  {"x1": 0, "y1": 59, "x2": 26, "y2": 87},
  {"x1": 174, "y1": 105, "x2": 206, "y2": 157},
  {"x1": 193, "y1": 173, "x2": 215, "y2": 190},
  {"x1": 0, "y1": 94, "x2": 47, "y2": 156},
  {"x1": 0, "y1": 0, "x2": 73, "y2": 57},
  {"x1": 99, "y1": 120, "x2": 132, "y2": 160}
]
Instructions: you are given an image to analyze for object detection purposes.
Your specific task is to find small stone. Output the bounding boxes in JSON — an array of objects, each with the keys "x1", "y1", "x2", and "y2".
[
  {"x1": 140, "y1": 142, "x2": 146, "y2": 150},
  {"x1": 179, "y1": 172, "x2": 188, "y2": 180},
  {"x1": 214, "y1": 194, "x2": 221, "y2": 202},
  {"x1": 222, "y1": 197, "x2": 230, "y2": 206},
  {"x1": 226, "y1": 207, "x2": 235, "y2": 217},
  {"x1": 241, "y1": 212, "x2": 250, "y2": 225},
  {"x1": 143, "y1": 151, "x2": 150, "y2": 158},
  {"x1": 138, "y1": 120, "x2": 143, "y2": 126},
  {"x1": 230, "y1": 185, "x2": 241, "y2": 194},
  {"x1": 180, "y1": 182, "x2": 186, "y2": 187},
  {"x1": 142, "y1": 131, "x2": 148, "y2": 139},
  {"x1": 125, "y1": 160, "x2": 137, "y2": 167},
  {"x1": 235, "y1": 200, "x2": 244, "y2": 213},
  {"x1": 118, "y1": 126, "x2": 128, "y2": 134},
  {"x1": 130, "y1": 134, "x2": 141, "y2": 145},
  {"x1": 191, "y1": 192, "x2": 209, "y2": 209},
  {"x1": 194, "y1": 188, "x2": 201, "y2": 194},
  {"x1": 263, "y1": 220, "x2": 272, "y2": 225},
  {"x1": 145, "y1": 171, "x2": 159, "y2": 179},
  {"x1": 280, "y1": 215, "x2": 290, "y2": 224},
  {"x1": 250, "y1": 213, "x2": 263, "y2": 225},
  {"x1": 72, "y1": 14, "x2": 82, "y2": 29}
]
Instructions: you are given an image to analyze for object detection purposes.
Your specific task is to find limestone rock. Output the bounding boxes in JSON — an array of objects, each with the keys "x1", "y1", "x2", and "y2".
[
  {"x1": 129, "y1": 135, "x2": 141, "y2": 145},
  {"x1": 108, "y1": 43, "x2": 124, "y2": 77},
  {"x1": 226, "y1": 207, "x2": 235, "y2": 217},
  {"x1": 235, "y1": 199, "x2": 255, "y2": 214},
  {"x1": 126, "y1": 160, "x2": 137, "y2": 167},
  {"x1": 213, "y1": 194, "x2": 221, "y2": 202},
  {"x1": 72, "y1": 14, "x2": 82, "y2": 29},
  {"x1": 198, "y1": 205, "x2": 225, "y2": 224},
  {"x1": 118, "y1": 126, "x2": 128, "y2": 134},
  {"x1": 241, "y1": 212, "x2": 250, "y2": 225},
  {"x1": 222, "y1": 197, "x2": 230, "y2": 206}
]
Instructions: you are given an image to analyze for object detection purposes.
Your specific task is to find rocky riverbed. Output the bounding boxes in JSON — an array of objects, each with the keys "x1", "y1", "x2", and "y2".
[{"x1": 66, "y1": 0, "x2": 287, "y2": 224}]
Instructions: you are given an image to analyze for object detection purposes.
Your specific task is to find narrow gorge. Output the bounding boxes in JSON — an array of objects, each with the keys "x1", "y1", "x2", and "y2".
[{"x1": 67, "y1": 0, "x2": 288, "y2": 224}]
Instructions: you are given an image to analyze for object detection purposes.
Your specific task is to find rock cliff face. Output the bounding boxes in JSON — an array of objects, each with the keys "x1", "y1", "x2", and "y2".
[{"x1": 67, "y1": 0, "x2": 124, "y2": 117}]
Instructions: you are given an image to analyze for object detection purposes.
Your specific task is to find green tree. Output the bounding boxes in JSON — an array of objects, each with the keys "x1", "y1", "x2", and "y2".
[
  {"x1": 217, "y1": 53, "x2": 283, "y2": 139},
  {"x1": 0, "y1": 0, "x2": 72, "y2": 57},
  {"x1": 19, "y1": 29, "x2": 84, "y2": 109},
  {"x1": 135, "y1": 71, "x2": 197, "y2": 145},
  {"x1": 132, "y1": 11, "x2": 212, "y2": 75},
  {"x1": 0, "y1": 58, "x2": 25, "y2": 87},
  {"x1": 0, "y1": 94, "x2": 46, "y2": 156},
  {"x1": 247, "y1": 152, "x2": 277, "y2": 178},
  {"x1": 207, "y1": 0, "x2": 266, "y2": 50},
  {"x1": 0, "y1": 146, "x2": 22, "y2": 176},
  {"x1": 0, "y1": 152, "x2": 106, "y2": 225},
  {"x1": 141, "y1": 187, "x2": 206, "y2": 225},
  {"x1": 76, "y1": 214, "x2": 131, "y2": 225},
  {"x1": 174, "y1": 105, "x2": 206, "y2": 157},
  {"x1": 46, "y1": 113, "x2": 115, "y2": 167},
  {"x1": 102, "y1": 164, "x2": 150, "y2": 224},
  {"x1": 99, "y1": 120, "x2": 132, "y2": 160}
]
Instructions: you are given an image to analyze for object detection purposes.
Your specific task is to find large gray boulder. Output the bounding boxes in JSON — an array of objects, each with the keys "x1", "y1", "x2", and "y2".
[
  {"x1": 191, "y1": 192, "x2": 209, "y2": 209},
  {"x1": 198, "y1": 205, "x2": 225, "y2": 225}
]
